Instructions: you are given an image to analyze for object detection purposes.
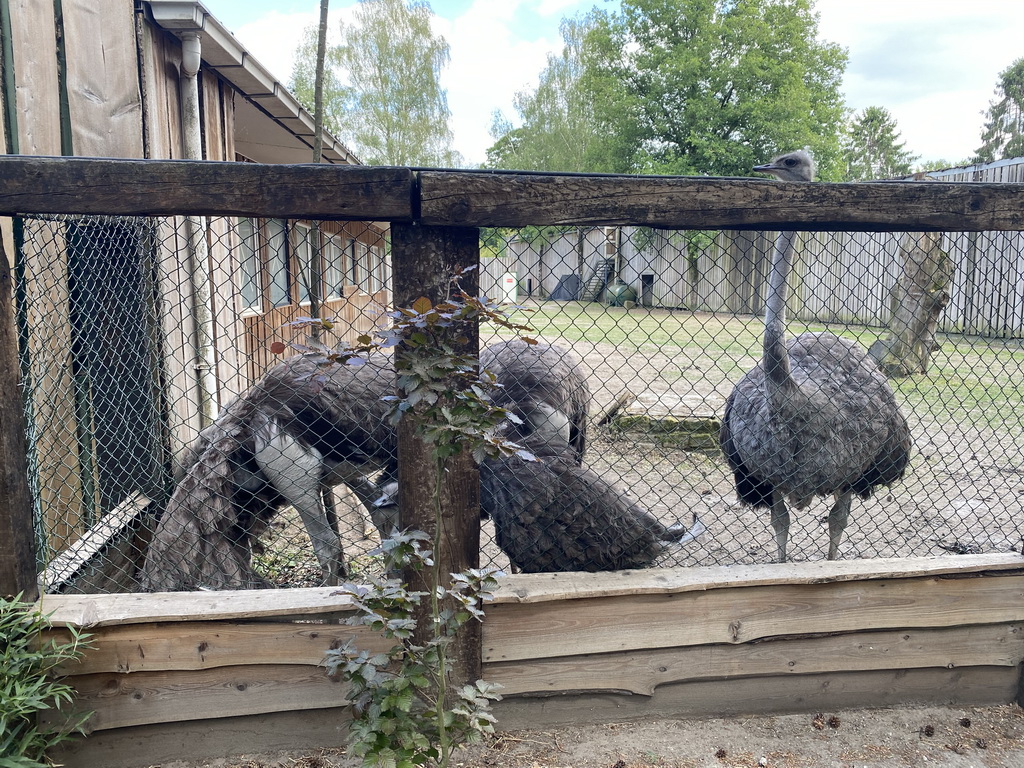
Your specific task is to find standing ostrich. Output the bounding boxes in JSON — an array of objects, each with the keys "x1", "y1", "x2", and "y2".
[{"x1": 719, "y1": 150, "x2": 911, "y2": 562}]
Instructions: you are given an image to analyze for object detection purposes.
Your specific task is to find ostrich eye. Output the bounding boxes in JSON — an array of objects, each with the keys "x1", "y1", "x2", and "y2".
[{"x1": 784, "y1": 158, "x2": 797, "y2": 166}]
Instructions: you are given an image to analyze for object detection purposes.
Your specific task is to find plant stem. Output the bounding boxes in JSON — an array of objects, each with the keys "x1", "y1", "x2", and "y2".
[{"x1": 432, "y1": 453, "x2": 450, "y2": 767}]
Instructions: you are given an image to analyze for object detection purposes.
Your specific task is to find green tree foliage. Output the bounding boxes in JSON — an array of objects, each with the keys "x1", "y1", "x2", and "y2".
[
  {"x1": 487, "y1": 15, "x2": 614, "y2": 172},
  {"x1": 975, "y1": 58, "x2": 1024, "y2": 163},
  {"x1": 842, "y1": 106, "x2": 919, "y2": 180},
  {"x1": 576, "y1": 0, "x2": 849, "y2": 178},
  {"x1": 290, "y1": 24, "x2": 347, "y2": 138},
  {"x1": 290, "y1": 0, "x2": 461, "y2": 166}
]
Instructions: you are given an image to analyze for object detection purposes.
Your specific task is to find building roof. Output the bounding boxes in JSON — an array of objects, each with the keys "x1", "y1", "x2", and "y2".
[{"x1": 147, "y1": 0, "x2": 361, "y2": 165}]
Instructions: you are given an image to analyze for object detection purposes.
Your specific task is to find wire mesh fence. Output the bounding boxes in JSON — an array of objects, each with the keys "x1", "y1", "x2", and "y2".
[{"x1": 16, "y1": 214, "x2": 1024, "y2": 594}]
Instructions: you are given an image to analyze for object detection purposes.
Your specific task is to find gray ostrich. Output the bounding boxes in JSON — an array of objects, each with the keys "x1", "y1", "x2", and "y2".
[
  {"x1": 719, "y1": 150, "x2": 911, "y2": 562},
  {"x1": 140, "y1": 340, "x2": 595, "y2": 590},
  {"x1": 481, "y1": 338, "x2": 590, "y2": 463},
  {"x1": 140, "y1": 353, "x2": 397, "y2": 591},
  {"x1": 377, "y1": 339, "x2": 704, "y2": 572}
]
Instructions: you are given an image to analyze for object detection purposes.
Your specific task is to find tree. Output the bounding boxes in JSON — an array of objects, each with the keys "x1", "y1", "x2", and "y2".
[
  {"x1": 486, "y1": 15, "x2": 614, "y2": 172},
  {"x1": 975, "y1": 58, "x2": 1024, "y2": 163},
  {"x1": 290, "y1": 0, "x2": 461, "y2": 166},
  {"x1": 577, "y1": 0, "x2": 848, "y2": 178},
  {"x1": 842, "y1": 106, "x2": 918, "y2": 180},
  {"x1": 290, "y1": 24, "x2": 346, "y2": 138}
]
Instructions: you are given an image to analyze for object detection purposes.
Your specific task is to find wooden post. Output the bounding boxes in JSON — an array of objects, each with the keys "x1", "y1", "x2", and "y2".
[
  {"x1": 0, "y1": 231, "x2": 38, "y2": 601},
  {"x1": 390, "y1": 222, "x2": 482, "y2": 686}
]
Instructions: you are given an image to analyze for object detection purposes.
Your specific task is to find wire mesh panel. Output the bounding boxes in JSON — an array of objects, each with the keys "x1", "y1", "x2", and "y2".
[{"x1": 17, "y1": 214, "x2": 1024, "y2": 593}]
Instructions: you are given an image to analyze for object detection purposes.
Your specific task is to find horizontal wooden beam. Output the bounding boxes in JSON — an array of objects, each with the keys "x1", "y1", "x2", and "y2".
[
  {"x1": 489, "y1": 553, "x2": 1024, "y2": 604},
  {"x1": 0, "y1": 156, "x2": 415, "y2": 221},
  {"x1": 483, "y1": 572, "x2": 1024, "y2": 662},
  {"x1": 485, "y1": 624, "x2": 1024, "y2": 696},
  {"x1": 419, "y1": 170, "x2": 1024, "y2": 231},
  {"x1": 491, "y1": 666, "x2": 1020, "y2": 729},
  {"x1": 2, "y1": 156, "x2": 1024, "y2": 231}
]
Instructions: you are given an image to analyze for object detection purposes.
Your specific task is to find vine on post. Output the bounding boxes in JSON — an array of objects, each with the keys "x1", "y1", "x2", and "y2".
[{"x1": 289, "y1": 269, "x2": 534, "y2": 768}]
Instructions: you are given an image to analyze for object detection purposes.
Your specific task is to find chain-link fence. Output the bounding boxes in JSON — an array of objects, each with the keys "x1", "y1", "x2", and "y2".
[{"x1": 18, "y1": 214, "x2": 1024, "y2": 593}]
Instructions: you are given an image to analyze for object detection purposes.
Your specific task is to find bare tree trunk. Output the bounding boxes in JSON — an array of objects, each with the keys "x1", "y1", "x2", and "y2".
[{"x1": 869, "y1": 230, "x2": 953, "y2": 376}]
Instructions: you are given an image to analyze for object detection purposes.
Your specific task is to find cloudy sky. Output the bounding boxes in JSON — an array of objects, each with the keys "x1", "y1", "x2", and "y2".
[{"x1": 204, "y1": 0, "x2": 1024, "y2": 168}]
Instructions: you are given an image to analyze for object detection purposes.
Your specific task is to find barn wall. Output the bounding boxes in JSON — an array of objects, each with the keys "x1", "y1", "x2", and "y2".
[{"x1": 43, "y1": 554, "x2": 1024, "y2": 768}]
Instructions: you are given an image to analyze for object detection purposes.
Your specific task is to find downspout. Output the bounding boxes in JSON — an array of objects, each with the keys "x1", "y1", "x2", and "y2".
[{"x1": 179, "y1": 30, "x2": 218, "y2": 427}]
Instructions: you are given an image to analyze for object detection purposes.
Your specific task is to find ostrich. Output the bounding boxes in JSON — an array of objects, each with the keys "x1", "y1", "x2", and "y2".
[
  {"x1": 376, "y1": 339, "x2": 704, "y2": 572},
  {"x1": 719, "y1": 150, "x2": 911, "y2": 562},
  {"x1": 374, "y1": 434, "x2": 702, "y2": 573},
  {"x1": 140, "y1": 352, "x2": 397, "y2": 591},
  {"x1": 480, "y1": 338, "x2": 590, "y2": 464},
  {"x1": 140, "y1": 340, "x2": 593, "y2": 590}
]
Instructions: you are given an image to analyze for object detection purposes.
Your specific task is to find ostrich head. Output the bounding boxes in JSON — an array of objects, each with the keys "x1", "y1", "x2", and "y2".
[{"x1": 753, "y1": 150, "x2": 815, "y2": 182}]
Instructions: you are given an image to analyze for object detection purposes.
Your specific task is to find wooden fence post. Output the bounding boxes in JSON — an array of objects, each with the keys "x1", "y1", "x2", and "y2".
[
  {"x1": 0, "y1": 231, "x2": 38, "y2": 601},
  {"x1": 390, "y1": 222, "x2": 482, "y2": 686}
]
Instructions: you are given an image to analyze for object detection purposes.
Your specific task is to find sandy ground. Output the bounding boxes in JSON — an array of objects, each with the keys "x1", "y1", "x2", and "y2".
[{"x1": 153, "y1": 704, "x2": 1024, "y2": 768}]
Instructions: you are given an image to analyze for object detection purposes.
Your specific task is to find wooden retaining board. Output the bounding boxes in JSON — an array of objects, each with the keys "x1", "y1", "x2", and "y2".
[{"x1": 34, "y1": 553, "x2": 1024, "y2": 767}]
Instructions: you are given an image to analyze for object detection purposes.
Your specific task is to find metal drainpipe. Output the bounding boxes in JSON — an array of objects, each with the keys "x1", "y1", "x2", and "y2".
[{"x1": 179, "y1": 30, "x2": 218, "y2": 427}]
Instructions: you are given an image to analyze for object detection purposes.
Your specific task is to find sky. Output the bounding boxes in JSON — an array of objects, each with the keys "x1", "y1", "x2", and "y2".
[{"x1": 203, "y1": 0, "x2": 1024, "y2": 168}]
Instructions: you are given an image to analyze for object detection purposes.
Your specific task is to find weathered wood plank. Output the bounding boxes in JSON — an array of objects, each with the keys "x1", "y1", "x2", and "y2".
[
  {"x1": 419, "y1": 171, "x2": 1024, "y2": 231},
  {"x1": 43, "y1": 663, "x2": 347, "y2": 732},
  {"x1": 47, "y1": 708, "x2": 352, "y2": 768},
  {"x1": 484, "y1": 624, "x2": 1024, "y2": 696},
  {"x1": 491, "y1": 666, "x2": 1020, "y2": 730},
  {"x1": 490, "y1": 554, "x2": 1024, "y2": 604},
  {"x1": 0, "y1": 157, "x2": 414, "y2": 220},
  {"x1": 47, "y1": 620, "x2": 392, "y2": 675},
  {"x1": 38, "y1": 586, "x2": 360, "y2": 628},
  {"x1": 0, "y1": 232, "x2": 37, "y2": 599},
  {"x1": 483, "y1": 573, "x2": 1024, "y2": 662}
]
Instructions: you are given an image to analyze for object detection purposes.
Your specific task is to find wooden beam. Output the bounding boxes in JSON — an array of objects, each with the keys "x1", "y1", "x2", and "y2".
[
  {"x1": 46, "y1": 620, "x2": 393, "y2": 675},
  {"x1": 491, "y1": 666, "x2": 1020, "y2": 730},
  {"x1": 483, "y1": 572, "x2": 1024, "y2": 662},
  {"x1": 41, "y1": 663, "x2": 347, "y2": 733},
  {"x1": 390, "y1": 222, "x2": 482, "y2": 686},
  {"x1": 0, "y1": 227, "x2": 37, "y2": 600},
  {"x1": 419, "y1": 170, "x2": 1024, "y2": 231},
  {"x1": 484, "y1": 624, "x2": 1024, "y2": 696},
  {"x1": 0, "y1": 156, "x2": 415, "y2": 220},
  {"x1": 37, "y1": 586, "x2": 360, "y2": 628},
  {"x1": 488, "y1": 553, "x2": 1024, "y2": 604}
]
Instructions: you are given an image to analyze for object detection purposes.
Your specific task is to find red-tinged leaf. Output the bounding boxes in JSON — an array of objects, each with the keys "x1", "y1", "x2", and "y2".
[
  {"x1": 521, "y1": 337, "x2": 538, "y2": 345},
  {"x1": 411, "y1": 297, "x2": 433, "y2": 314},
  {"x1": 270, "y1": 341, "x2": 287, "y2": 355}
]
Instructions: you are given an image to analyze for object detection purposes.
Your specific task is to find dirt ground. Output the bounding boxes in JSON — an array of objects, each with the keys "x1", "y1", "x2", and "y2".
[{"x1": 155, "y1": 704, "x2": 1024, "y2": 768}]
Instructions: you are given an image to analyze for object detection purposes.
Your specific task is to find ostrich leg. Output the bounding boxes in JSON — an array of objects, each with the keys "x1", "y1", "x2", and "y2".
[
  {"x1": 254, "y1": 429, "x2": 345, "y2": 585},
  {"x1": 827, "y1": 491, "x2": 854, "y2": 560},
  {"x1": 770, "y1": 493, "x2": 790, "y2": 563}
]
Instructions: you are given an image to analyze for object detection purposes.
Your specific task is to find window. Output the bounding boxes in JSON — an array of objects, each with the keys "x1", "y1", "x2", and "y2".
[
  {"x1": 237, "y1": 217, "x2": 262, "y2": 311},
  {"x1": 324, "y1": 235, "x2": 344, "y2": 299},
  {"x1": 293, "y1": 222, "x2": 312, "y2": 304},
  {"x1": 267, "y1": 218, "x2": 290, "y2": 307}
]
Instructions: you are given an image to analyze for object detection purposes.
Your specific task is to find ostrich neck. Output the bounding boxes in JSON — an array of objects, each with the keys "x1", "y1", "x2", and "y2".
[{"x1": 764, "y1": 229, "x2": 797, "y2": 387}]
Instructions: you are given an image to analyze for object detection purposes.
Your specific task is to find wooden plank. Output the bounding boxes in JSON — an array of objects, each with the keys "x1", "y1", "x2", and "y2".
[
  {"x1": 484, "y1": 624, "x2": 1024, "y2": 696},
  {"x1": 0, "y1": 228, "x2": 37, "y2": 599},
  {"x1": 482, "y1": 572, "x2": 1024, "y2": 662},
  {"x1": 419, "y1": 171, "x2": 1024, "y2": 231},
  {"x1": 46, "y1": 620, "x2": 393, "y2": 675},
  {"x1": 39, "y1": 492, "x2": 151, "y2": 591},
  {"x1": 48, "y1": 707, "x2": 352, "y2": 768},
  {"x1": 0, "y1": 157, "x2": 415, "y2": 220},
  {"x1": 489, "y1": 553, "x2": 1024, "y2": 604},
  {"x1": 490, "y1": 666, "x2": 1020, "y2": 730},
  {"x1": 43, "y1": 663, "x2": 348, "y2": 732},
  {"x1": 62, "y1": 0, "x2": 144, "y2": 158},
  {"x1": 8, "y1": 0, "x2": 62, "y2": 155},
  {"x1": 37, "y1": 586, "x2": 360, "y2": 628}
]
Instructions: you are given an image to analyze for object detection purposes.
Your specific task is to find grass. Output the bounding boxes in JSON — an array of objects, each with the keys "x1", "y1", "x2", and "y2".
[{"x1": 493, "y1": 299, "x2": 1024, "y2": 437}]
